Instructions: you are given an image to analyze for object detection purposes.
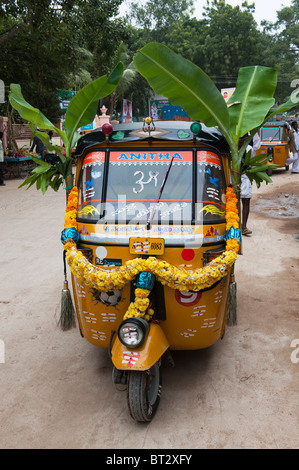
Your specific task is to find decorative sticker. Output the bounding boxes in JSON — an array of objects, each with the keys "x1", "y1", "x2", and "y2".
[
  {"x1": 205, "y1": 226, "x2": 220, "y2": 237},
  {"x1": 175, "y1": 290, "x2": 202, "y2": 306},
  {"x1": 83, "y1": 152, "x2": 105, "y2": 167},
  {"x1": 191, "y1": 305, "x2": 207, "y2": 317},
  {"x1": 91, "y1": 329, "x2": 106, "y2": 341},
  {"x1": 77, "y1": 205, "x2": 100, "y2": 217},
  {"x1": 197, "y1": 151, "x2": 221, "y2": 167},
  {"x1": 180, "y1": 329, "x2": 197, "y2": 338},
  {"x1": 110, "y1": 150, "x2": 193, "y2": 163},
  {"x1": 122, "y1": 351, "x2": 140, "y2": 368}
]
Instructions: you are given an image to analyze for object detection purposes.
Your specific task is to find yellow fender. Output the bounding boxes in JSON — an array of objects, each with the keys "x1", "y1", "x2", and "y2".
[{"x1": 111, "y1": 323, "x2": 170, "y2": 371}]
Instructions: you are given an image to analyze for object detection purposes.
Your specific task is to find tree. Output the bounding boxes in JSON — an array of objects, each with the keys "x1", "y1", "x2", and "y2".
[
  {"x1": 0, "y1": 0, "x2": 129, "y2": 123},
  {"x1": 127, "y1": 0, "x2": 194, "y2": 43},
  {"x1": 200, "y1": 0, "x2": 265, "y2": 88},
  {"x1": 8, "y1": 63, "x2": 124, "y2": 193},
  {"x1": 133, "y1": 43, "x2": 299, "y2": 194},
  {"x1": 260, "y1": 0, "x2": 299, "y2": 104}
]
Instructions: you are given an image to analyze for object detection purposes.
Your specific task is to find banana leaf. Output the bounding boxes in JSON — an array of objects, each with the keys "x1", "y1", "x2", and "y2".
[
  {"x1": 64, "y1": 62, "x2": 124, "y2": 153},
  {"x1": 9, "y1": 63, "x2": 124, "y2": 193},
  {"x1": 227, "y1": 66, "x2": 277, "y2": 141},
  {"x1": 133, "y1": 42, "x2": 232, "y2": 144},
  {"x1": 9, "y1": 84, "x2": 67, "y2": 146}
]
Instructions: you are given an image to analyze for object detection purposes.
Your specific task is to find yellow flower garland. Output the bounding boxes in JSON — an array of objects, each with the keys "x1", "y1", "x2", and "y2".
[{"x1": 62, "y1": 186, "x2": 240, "y2": 320}]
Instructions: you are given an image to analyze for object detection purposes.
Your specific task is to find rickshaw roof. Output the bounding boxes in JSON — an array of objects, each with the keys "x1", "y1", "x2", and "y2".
[
  {"x1": 75, "y1": 121, "x2": 230, "y2": 156},
  {"x1": 262, "y1": 121, "x2": 288, "y2": 127}
]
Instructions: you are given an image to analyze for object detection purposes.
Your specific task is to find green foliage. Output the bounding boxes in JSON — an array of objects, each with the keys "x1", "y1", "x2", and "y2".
[
  {"x1": 134, "y1": 42, "x2": 299, "y2": 192},
  {"x1": 241, "y1": 152, "x2": 278, "y2": 188},
  {"x1": 9, "y1": 64, "x2": 124, "y2": 194},
  {"x1": 227, "y1": 66, "x2": 277, "y2": 141}
]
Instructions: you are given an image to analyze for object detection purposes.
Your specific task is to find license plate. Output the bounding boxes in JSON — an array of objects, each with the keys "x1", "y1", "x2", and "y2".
[{"x1": 129, "y1": 237, "x2": 164, "y2": 255}]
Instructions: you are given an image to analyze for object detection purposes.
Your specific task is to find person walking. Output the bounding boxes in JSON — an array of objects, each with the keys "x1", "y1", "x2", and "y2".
[
  {"x1": 0, "y1": 131, "x2": 5, "y2": 186},
  {"x1": 240, "y1": 133, "x2": 261, "y2": 236},
  {"x1": 286, "y1": 121, "x2": 299, "y2": 174},
  {"x1": 30, "y1": 132, "x2": 46, "y2": 160}
]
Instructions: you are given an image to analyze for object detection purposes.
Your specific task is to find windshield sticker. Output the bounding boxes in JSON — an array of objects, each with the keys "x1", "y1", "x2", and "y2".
[
  {"x1": 133, "y1": 170, "x2": 159, "y2": 194},
  {"x1": 83, "y1": 151, "x2": 105, "y2": 167},
  {"x1": 199, "y1": 205, "x2": 225, "y2": 218},
  {"x1": 78, "y1": 205, "x2": 100, "y2": 217},
  {"x1": 197, "y1": 151, "x2": 221, "y2": 167},
  {"x1": 85, "y1": 178, "x2": 94, "y2": 190},
  {"x1": 110, "y1": 150, "x2": 192, "y2": 163},
  {"x1": 207, "y1": 187, "x2": 220, "y2": 201},
  {"x1": 91, "y1": 169, "x2": 102, "y2": 179}
]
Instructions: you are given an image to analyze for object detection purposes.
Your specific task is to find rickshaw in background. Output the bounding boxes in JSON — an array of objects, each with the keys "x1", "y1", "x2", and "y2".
[
  {"x1": 255, "y1": 121, "x2": 291, "y2": 174},
  {"x1": 63, "y1": 120, "x2": 239, "y2": 422}
]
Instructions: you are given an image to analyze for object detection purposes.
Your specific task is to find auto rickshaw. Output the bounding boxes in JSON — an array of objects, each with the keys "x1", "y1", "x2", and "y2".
[
  {"x1": 61, "y1": 120, "x2": 240, "y2": 422},
  {"x1": 256, "y1": 121, "x2": 291, "y2": 174}
]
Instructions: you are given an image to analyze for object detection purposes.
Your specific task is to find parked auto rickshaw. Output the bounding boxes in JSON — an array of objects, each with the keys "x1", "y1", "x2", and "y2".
[
  {"x1": 256, "y1": 121, "x2": 291, "y2": 174},
  {"x1": 61, "y1": 120, "x2": 240, "y2": 422}
]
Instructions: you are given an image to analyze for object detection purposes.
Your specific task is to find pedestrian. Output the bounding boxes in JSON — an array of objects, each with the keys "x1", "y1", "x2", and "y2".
[
  {"x1": 30, "y1": 132, "x2": 46, "y2": 160},
  {"x1": 0, "y1": 131, "x2": 5, "y2": 186},
  {"x1": 286, "y1": 121, "x2": 299, "y2": 174},
  {"x1": 240, "y1": 133, "x2": 261, "y2": 236}
]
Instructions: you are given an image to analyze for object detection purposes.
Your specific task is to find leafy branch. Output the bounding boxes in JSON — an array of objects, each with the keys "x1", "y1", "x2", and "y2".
[
  {"x1": 9, "y1": 63, "x2": 124, "y2": 194},
  {"x1": 133, "y1": 42, "x2": 299, "y2": 194}
]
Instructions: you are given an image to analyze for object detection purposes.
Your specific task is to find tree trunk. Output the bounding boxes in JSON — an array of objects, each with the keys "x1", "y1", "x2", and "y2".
[{"x1": 6, "y1": 105, "x2": 19, "y2": 152}]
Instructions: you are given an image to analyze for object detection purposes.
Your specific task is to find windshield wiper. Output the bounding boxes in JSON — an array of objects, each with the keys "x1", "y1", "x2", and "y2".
[{"x1": 146, "y1": 155, "x2": 175, "y2": 230}]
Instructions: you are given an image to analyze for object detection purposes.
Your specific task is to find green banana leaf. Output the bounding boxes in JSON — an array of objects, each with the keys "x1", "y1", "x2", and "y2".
[
  {"x1": 264, "y1": 94, "x2": 299, "y2": 123},
  {"x1": 227, "y1": 66, "x2": 277, "y2": 141},
  {"x1": 134, "y1": 42, "x2": 299, "y2": 191},
  {"x1": 64, "y1": 62, "x2": 124, "y2": 152},
  {"x1": 9, "y1": 84, "x2": 67, "y2": 146},
  {"x1": 133, "y1": 42, "x2": 232, "y2": 143},
  {"x1": 9, "y1": 63, "x2": 124, "y2": 193}
]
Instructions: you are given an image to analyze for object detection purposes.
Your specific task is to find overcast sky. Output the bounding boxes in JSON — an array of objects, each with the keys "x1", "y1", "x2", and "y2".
[
  {"x1": 194, "y1": 0, "x2": 293, "y2": 25},
  {"x1": 120, "y1": 0, "x2": 293, "y2": 26}
]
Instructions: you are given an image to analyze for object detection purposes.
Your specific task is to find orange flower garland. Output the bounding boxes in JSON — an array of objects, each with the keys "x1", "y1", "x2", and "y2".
[
  {"x1": 64, "y1": 186, "x2": 79, "y2": 230},
  {"x1": 61, "y1": 185, "x2": 240, "y2": 302},
  {"x1": 225, "y1": 186, "x2": 241, "y2": 254}
]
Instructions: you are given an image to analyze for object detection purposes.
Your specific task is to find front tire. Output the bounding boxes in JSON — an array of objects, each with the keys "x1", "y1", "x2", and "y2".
[{"x1": 127, "y1": 361, "x2": 162, "y2": 422}]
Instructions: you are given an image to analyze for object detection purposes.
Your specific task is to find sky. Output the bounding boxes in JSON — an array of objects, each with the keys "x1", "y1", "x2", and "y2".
[
  {"x1": 120, "y1": 0, "x2": 293, "y2": 25},
  {"x1": 194, "y1": 0, "x2": 293, "y2": 25}
]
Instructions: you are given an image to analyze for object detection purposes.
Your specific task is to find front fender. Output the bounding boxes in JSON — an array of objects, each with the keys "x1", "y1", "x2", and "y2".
[{"x1": 111, "y1": 323, "x2": 169, "y2": 371}]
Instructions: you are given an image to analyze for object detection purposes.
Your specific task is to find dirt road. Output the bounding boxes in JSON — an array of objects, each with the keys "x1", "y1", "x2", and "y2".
[{"x1": 0, "y1": 169, "x2": 298, "y2": 449}]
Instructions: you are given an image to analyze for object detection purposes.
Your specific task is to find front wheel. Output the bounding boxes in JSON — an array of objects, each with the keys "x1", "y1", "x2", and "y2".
[{"x1": 127, "y1": 361, "x2": 162, "y2": 422}]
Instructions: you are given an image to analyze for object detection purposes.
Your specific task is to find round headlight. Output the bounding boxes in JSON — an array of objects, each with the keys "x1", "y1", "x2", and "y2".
[{"x1": 118, "y1": 318, "x2": 149, "y2": 349}]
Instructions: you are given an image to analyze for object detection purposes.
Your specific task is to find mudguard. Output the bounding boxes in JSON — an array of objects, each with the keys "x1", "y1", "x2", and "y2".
[{"x1": 111, "y1": 322, "x2": 170, "y2": 371}]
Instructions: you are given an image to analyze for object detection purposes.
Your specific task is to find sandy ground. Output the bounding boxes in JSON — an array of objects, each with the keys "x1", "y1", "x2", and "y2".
[{"x1": 0, "y1": 169, "x2": 299, "y2": 450}]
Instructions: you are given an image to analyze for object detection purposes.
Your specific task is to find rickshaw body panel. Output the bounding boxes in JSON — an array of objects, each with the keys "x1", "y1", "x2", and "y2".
[
  {"x1": 72, "y1": 237, "x2": 232, "y2": 352},
  {"x1": 71, "y1": 122, "x2": 233, "y2": 355},
  {"x1": 111, "y1": 322, "x2": 170, "y2": 371}
]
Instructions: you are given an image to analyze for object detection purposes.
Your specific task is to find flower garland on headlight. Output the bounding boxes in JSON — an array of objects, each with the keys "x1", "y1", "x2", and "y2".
[{"x1": 61, "y1": 186, "x2": 240, "y2": 321}]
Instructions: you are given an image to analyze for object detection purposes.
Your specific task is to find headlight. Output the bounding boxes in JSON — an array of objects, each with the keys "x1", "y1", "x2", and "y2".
[{"x1": 118, "y1": 318, "x2": 149, "y2": 348}]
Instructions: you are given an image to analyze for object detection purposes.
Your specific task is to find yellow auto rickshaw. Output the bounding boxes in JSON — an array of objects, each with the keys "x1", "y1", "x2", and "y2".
[
  {"x1": 256, "y1": 121, "x2": 291, "y2": 174},
  {"x1": 61, "y1": 119, "x2": 240, "y2": 422}
]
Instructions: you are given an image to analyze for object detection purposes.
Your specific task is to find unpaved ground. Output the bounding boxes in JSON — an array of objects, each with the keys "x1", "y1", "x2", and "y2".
[{"x1": 0, "y1": 169, "x2": 298, "y2": 450}]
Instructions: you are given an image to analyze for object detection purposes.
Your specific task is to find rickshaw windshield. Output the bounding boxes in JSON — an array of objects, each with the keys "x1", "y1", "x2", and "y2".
[
  {"x1": 261, "y1": 126, "x2": 284, "y2": 141},
  {"x1": 105, "y1": 150, "x2": 193, "y2": 224},
  {"x1": 77, "y1": 148, "x2": 226, "y2": 225}
]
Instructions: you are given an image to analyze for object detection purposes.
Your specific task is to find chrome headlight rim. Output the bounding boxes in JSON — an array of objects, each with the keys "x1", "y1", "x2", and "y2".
[{"x1": 118, "y1": 318, "x2": 150, "y2": 349}]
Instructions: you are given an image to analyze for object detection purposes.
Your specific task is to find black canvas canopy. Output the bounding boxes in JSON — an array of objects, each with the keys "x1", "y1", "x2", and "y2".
[{"x1": 75, "y1": 121, "x2": 230, "y2": 156}]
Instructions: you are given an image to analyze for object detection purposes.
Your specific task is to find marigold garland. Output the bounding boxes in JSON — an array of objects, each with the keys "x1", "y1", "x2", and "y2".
[
  {"x1": 64, "y1": 187, "x2": 79, "y2": 229},
  {"x1": 62, "y1": 185, "x2": 240, "y2": 321}
]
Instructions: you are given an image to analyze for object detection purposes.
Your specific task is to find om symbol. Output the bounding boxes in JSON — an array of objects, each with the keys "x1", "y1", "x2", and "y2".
[{"x1": 133, "y1": 171, "x2": 159, "y2": 194}]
